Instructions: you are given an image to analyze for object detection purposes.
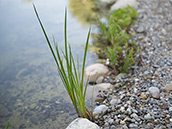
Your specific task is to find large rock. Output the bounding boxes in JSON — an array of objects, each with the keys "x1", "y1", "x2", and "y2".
[
  {"x1": 111, "y1": 0, "x2": 138, "y2": 11},
  {"x1": 66, "y1": 118, "x2": 99, "y2": 129},
  {"x1": 84, "y1": 63, "x2": 109, "y2": 82}
]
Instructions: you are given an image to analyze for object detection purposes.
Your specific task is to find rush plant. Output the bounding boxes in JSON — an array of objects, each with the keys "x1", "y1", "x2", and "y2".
[{"x1": 33, "y1": 4, "x2": 93, "y2": 120}]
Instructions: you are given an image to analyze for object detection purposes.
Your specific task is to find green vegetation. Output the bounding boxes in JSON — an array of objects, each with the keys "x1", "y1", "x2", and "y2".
[
  {"x1": 99, "y1": 6, "x2": 139, "y2": 73},
  {"x1": 33, "y1": 4, "x2": 93, "y2": 120},
  {"x1": 5, "y1": 122, "x2": 10, "y2": 129},
  {"x1": 109, "y1": 6, "x2": 139, "y2": 29},
  {"x1": 107, "y1": 42, "x2": 139, "y2": 73}
]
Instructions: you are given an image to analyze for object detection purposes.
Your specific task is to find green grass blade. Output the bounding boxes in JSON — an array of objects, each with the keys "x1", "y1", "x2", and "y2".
[
  {"x1": 64, "y1": 8, "x2": 69, "y2": 69},
  {"x1": 80, "y1": 28, "x2": 91, "y2": 92},
  {"x1": 71, "y1": 53, "x2": 79, "y2": 85},
  {"x1": 5, "y1": 122, "x2": 10, "y2": 129},
  {"x1": 77, "y1": 55, "x2": 81, "y2": 82}
]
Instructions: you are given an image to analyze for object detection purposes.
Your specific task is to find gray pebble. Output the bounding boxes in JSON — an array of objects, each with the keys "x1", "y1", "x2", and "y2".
[
  {"x1": 148, "y1": 87, "x2": 160, "y2": 99},
  {"x1": 129, "y1": 123, "x2": 138, "y2": 128}
]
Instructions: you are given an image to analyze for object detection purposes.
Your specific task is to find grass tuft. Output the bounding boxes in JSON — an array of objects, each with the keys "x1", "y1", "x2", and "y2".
[{"x1": 33, "y1": 4, "x2": 93, "y2": 120}]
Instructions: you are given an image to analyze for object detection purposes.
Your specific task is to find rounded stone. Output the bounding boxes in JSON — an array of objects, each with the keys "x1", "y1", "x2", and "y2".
[
  {"x1": 148, "y1": 87, "x2": 160, "y2": 99},
  {"x1": 94, "y1": 105, "x2": 108, "y2": 114},
  {"x1": 144, "y1": 113, "x2": 152, "y2": 120},
  {"x1": 66, "y1": 118, "x2": 100, "y2": 129},
  {"x1": 129, "y1": 123, "x2": 138, "y2": 128},
  {"x1": 84, "y1": 63, "x2": 109, "y2": 82}
]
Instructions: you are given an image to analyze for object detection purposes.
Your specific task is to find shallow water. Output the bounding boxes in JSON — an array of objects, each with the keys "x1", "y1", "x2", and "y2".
[{"x1": 0, "y1": 0, "x2": 98, "y2": 128}]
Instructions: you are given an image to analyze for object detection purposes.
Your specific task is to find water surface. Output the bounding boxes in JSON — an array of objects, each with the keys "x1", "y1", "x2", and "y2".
[{"x1": 0, "y1": 0, "x2": 98, "y2": 128}]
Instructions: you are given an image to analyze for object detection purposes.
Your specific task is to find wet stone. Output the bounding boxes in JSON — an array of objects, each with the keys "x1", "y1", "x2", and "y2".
[
  {"x1": 29, "y1": 103, "x2": 37, "y2": 110},
  {"x1": 0, "y1": 106, "x2": 10, "y2": 117},
  {"x1": 30, "y1": 116, "x2": 39, "y2": 124}
]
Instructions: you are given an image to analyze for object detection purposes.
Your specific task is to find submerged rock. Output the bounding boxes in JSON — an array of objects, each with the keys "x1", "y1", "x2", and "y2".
[
  {"x1": 111, "y1": 0, "x2": 138, "y2": 11},
  {"x1": 66, "y1": 118, "x2": 100, "y2": 129},
  {"x1": 0, "y1": 104, "x2": 10, "y2": 117},
  {"x1": 84, "y1": 63, "x2": 109, "y2": 82}
]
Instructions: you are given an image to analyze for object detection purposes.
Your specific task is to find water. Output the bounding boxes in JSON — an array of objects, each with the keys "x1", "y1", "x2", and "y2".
[{"x1": 0, "y1": 0, "x2": 98, "y2": 128}]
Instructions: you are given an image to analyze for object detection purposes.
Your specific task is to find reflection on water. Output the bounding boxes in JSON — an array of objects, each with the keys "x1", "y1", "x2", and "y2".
[
  {"x1": 69, "y1": 0, "x2": 98, "y2": 26},
  {"x1": 0, "y1": 0, "x2": 97, "y2": 128}
]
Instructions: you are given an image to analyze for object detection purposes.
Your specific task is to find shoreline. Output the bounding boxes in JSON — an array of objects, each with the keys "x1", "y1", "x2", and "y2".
[{"x1": 92, "y1": 0, "x2": 172, "y2": 128}]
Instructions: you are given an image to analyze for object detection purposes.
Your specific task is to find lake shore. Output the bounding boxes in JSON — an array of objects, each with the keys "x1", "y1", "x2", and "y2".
[{"x1": 90, "y1": 0, "x2": 172, "y2": 128}]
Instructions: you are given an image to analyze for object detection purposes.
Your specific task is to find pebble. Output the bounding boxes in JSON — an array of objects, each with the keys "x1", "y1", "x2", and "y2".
[
  {"x1": 169, "y1": 107, "x2": 172, "y2": 112},
  {"x1": 110, "y1": 99, "x2": 121, "y2": 105},
  {"x1": 161, "y1": 83, "x2": 172, "y2": 92},
  {"x1": 153, "y1": 65, "x2": 159, "y2": 68},
  {"x1": 108, "y1": 118, "x2": 114, "y2": 125},
  {"x1": 140, "y1": 93, "x2": 147, "y2": 99},
  {"x1": 148, "y1": 87, "x2": 160, "y2": 99},
  {"x1": 120, "y1": 120, "x2": 126, "y2": 125},
  {"x1": 126, "y1": 107, "x2": 132, "y2": 115},
  {"x1": 95, "y1": 96, "x2": 105, "y2": 103},
  {"x1": 131, "y1": 113, "x2": 140, "y2": 121},
  {"x1": 120, "y1": 107, "x2": 125, "y2": 113},
  {"x1": 170, "y1": 118, "x2": 172, "y2": 122},
  {"x1": 129, "y1": 123, "x2": 138, "y2": 128},
  {"x1": 136, "y1": 26, "x2": 144, "y2": 33},
  {"x1": 144, "y1": 113, "x2": 152, "y2": 120},
  {"x1": 94, "y1": 105, "x2": 108, "y2": 114},
  {"x1": 29, "y1": 103, "x2": 37, "y2": 110}
]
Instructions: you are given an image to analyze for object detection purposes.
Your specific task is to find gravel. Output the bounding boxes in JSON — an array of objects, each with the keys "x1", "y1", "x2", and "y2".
[{"x1": 93, "y1": 0, "x2": 172, "y2": 128}]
